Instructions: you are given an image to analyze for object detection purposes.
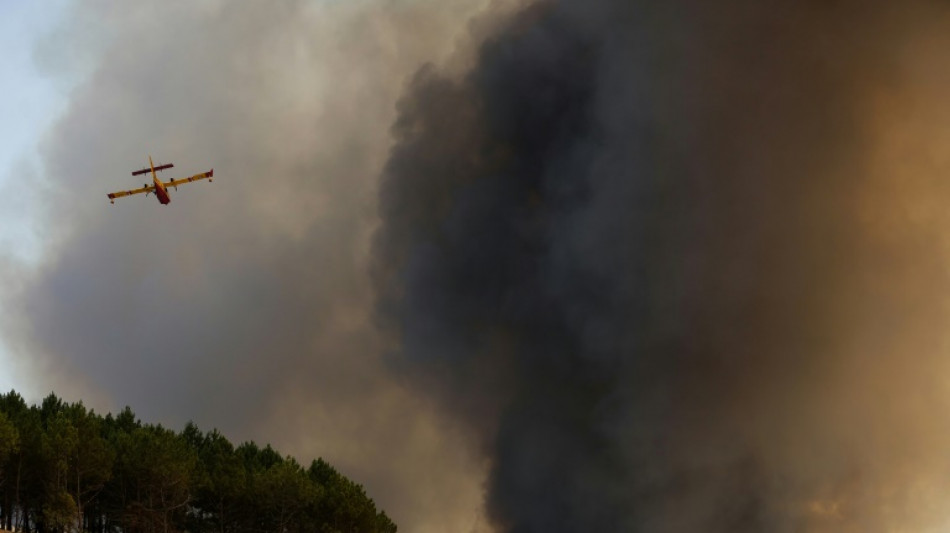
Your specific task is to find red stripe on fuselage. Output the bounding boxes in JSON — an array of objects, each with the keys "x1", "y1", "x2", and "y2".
[
  {"x1": 156, "y1": 188, "x2": 171, "y2": 204},
  {"x1": 154, "y1": 179, "x2": 171, "y2": 204}
]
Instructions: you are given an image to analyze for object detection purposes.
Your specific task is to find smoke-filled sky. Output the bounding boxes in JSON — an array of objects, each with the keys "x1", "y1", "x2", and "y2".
[
  {"x1": 0, "y1": 1, "x2": 512, "y2": 531},
  {"x1": 7, "y1": 1, "x2": 950, "y2": 532}
]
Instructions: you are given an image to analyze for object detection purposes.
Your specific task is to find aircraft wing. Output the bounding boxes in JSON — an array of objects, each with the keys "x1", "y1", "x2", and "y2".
[
  {"x1": 164, "y1": 169, "x2": 214, "y2": 189},
  {"x1": 107, "y1": 184, "x2": 155, "y2": 203}
]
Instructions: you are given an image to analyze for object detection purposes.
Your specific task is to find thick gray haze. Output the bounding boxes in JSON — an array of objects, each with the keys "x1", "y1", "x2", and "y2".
[
  {"x1": 1, "y1": 1, "x2": 519, "y2": 532},
  {"x1": 7, "y1": 1, "x2": 950, "y2": 532}
]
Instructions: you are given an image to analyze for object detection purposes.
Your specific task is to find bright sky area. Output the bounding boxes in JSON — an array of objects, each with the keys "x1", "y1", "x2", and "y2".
[{"x1": 0, "y1": 1, "x2": 70, "y2": 397}]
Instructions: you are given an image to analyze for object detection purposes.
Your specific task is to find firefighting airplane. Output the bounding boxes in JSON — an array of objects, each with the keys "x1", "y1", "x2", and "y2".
[{"x1": 107, "y1": 156, "x2": 214, "y2": 205}]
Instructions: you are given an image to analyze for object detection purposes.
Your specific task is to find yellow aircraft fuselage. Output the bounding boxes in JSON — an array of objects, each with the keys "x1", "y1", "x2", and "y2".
[{"x1": 107, "y1": 156, "x2": 213, "y2": 205}]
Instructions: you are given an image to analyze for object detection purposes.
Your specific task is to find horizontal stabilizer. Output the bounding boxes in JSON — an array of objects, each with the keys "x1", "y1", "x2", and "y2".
[{"x1": 131, "y1": 163, "x2": 174, "y2": 176}]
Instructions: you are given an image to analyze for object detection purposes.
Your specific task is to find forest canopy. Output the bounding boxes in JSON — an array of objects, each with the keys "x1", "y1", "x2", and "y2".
[{"x1": 0, "y1": 391, "x2": 396, "y2": 533}]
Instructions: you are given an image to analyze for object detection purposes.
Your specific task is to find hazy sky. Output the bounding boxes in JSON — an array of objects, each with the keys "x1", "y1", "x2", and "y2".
[
  {"x1": 8, "y1": 2, "x2": 950, "y2": 533},
  {"x1": 0, "y1": 1, "x2": 513, "y2": 531},
  {"x1": 0, "y1": 1, "x2": 70, "y2": 395}
]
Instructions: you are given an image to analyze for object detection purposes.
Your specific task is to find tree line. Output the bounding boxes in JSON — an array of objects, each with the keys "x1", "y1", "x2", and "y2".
[{"x1": 0, "y1": 391, "x2": 396, "y2": 533}]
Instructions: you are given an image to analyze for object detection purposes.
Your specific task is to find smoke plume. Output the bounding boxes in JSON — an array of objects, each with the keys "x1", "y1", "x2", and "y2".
[
  {"x1": 374, "y1": 1, "x2": 950, "y2": 531},
  {"x1": 2, "y1": 2, "x2": 514, "y2": 531}
]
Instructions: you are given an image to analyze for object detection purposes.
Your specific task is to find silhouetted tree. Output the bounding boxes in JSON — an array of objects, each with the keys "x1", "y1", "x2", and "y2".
[{"x1": 0, "y1": 392, "x2": 397, "y2": 533}]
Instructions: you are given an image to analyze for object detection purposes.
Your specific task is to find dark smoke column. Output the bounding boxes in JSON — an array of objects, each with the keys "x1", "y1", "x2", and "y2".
[{"x1": 374, "y1": 1, "x2": 937, "y2": 531}]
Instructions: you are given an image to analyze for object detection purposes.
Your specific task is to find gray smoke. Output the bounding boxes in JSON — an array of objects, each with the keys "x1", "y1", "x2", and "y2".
[
  {"x1": 1, "y1": 2, "x2": 513, "y2": 531},
  {"x1": 374, "y1": 1, "x2": 950, "y2": 531}
]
